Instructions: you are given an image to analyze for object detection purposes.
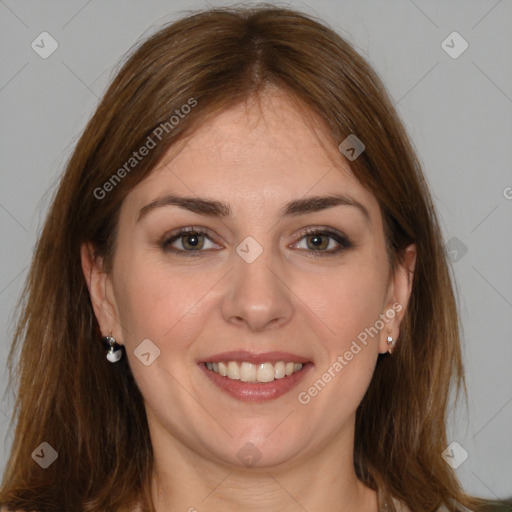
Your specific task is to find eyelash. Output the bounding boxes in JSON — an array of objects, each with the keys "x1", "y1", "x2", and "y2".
[{"x1": 160, "y1": 226, "x2": 352, "y2": 258}]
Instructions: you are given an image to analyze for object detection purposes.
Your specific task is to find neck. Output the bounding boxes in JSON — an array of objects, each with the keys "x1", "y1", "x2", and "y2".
[{"x1": 147, "y1": 421, "x2": 378, "y2": 512}]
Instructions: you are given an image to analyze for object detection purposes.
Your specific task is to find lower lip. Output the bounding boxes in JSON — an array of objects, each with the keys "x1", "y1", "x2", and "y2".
[{"x1": 200, "y1": 362, "x2": 313, "y2": 402}]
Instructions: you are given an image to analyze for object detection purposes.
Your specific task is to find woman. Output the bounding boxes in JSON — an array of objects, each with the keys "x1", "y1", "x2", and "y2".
[{"x1": 0, "y1": 6, "x2": 492, "y2": 512}]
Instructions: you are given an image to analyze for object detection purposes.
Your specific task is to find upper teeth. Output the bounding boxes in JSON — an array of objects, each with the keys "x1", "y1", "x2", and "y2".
[{"x1": 205, "y1": 361, "x2": 304, "y2": 382}]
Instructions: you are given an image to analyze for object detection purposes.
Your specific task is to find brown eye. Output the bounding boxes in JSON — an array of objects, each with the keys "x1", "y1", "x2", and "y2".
[
  {"x1": 294, "y1": 228, "x2": 352, "y2": 257},
  {"x1": 161, "y1": 228, "x2": 220, "y2": 256},
  {"x1": 179, "y1": 232, "x2": 205, "y2": 250},
  {"x1": 305, "y1": 233, "x2": 330, "y2": 250}
]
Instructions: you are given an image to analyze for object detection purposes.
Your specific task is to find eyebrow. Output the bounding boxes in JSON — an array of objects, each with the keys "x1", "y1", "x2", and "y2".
[{"x1": 137, "y1": 193, "x2": 370, "y2": 223}]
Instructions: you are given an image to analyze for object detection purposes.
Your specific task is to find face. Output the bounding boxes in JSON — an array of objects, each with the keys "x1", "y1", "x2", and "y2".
[{"x1": 83, "y1": 89, "x2": 414, "y2": 470}]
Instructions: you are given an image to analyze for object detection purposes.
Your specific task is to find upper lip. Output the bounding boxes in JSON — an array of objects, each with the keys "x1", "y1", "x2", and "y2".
[{"x1": 200, "y1": 351, "x2": 311, "y2": 365}]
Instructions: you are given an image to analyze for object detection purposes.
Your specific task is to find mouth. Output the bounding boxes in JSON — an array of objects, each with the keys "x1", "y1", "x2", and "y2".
[
  {"x1": 199, "y1": 351, "x2": 313, "y2": 402},
  {"x1": 205, "y1": 360, "x2": 304, "y2": 382}
]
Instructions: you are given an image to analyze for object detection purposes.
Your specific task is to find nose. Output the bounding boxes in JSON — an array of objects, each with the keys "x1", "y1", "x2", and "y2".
[{"x1": 221, "y1": 244, "x2": 294, "y2": 332}]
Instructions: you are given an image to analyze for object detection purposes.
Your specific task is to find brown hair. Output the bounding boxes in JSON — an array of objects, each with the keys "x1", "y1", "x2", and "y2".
[{"x1": 0, "y1": 5, "x2": 484, "y2": 512}]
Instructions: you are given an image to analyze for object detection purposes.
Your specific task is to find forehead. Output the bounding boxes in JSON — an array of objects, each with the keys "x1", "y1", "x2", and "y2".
[{"x1": 123, "y1": 90, "x2": 380, "y2": 219}]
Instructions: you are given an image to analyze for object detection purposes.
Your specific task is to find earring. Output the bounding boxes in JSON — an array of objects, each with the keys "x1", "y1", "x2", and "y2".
[
  {"x1": 386, "y1": 329, "x2": 395, "y2": 354},
  {"x1": 104, "y1": 332, "x2": 123, "y2": 363}
]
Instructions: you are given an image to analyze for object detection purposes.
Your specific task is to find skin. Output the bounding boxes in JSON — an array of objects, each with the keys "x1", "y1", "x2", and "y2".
[{"x1": 82, "y1": 88, "x2": 416, "y2": 512}]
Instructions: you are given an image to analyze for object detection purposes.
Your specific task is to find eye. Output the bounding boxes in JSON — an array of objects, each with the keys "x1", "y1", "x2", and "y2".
[
  {"x1": 292, "y1": 228, "x2": 352, "y2": 257},
  {"x1": 160, "y1": 226, "x2": 352, "y2": 258},
  {"x1": 161, "y1": 227, "x2": 220, "y2": 256}
]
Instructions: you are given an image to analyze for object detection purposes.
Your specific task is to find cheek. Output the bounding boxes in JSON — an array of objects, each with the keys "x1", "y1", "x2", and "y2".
[
  {"x1": 298, "y1": 258, "x2": 389, "y2": 346},
  {"x1": 112, "y1": 253, "x2": 212, "y2": 352},
  {"x1": 293, "y1": 257, "x2": 388, "y2": 407}
]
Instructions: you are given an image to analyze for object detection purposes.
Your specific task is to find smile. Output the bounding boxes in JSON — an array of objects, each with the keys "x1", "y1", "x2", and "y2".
[
  {"x1": 205, "y1": 361, "x2": 304, "y2": 383},
  {"x1": 199, "y1": 351, "x2": 313, "y2": 402}
]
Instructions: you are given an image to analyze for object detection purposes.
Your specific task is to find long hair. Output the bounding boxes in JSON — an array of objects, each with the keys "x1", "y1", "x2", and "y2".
[{"x1": 0, "y1": 6, "x2": 483, "y2": 511}]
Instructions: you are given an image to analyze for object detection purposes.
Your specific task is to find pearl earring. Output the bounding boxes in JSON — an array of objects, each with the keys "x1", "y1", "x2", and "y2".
[
  {"x1": 386, "y1": 329, "x2": 395, "y2": 354},
  {"x1": 104, "y1": 332, "x2": 123, "y2": 363}
]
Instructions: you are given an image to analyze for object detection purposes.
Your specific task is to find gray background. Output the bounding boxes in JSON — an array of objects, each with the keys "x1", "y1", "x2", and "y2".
[{"x1": 1, "y1": 0, "x2": 511, "y2": 501}]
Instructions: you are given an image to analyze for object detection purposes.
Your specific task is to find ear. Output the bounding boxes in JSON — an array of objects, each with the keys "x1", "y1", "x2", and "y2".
[
  {"x1": 80, "y1": 243, "x2": 123, "y2": 345},
  {"x1": 378, "y1": 243, "x2": 416, "y2": 354}
]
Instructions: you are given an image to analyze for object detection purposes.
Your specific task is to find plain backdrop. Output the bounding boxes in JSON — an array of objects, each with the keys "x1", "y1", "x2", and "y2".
[{"x1": 0, "y1": 0, "x2": 511, "y2": 501}]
